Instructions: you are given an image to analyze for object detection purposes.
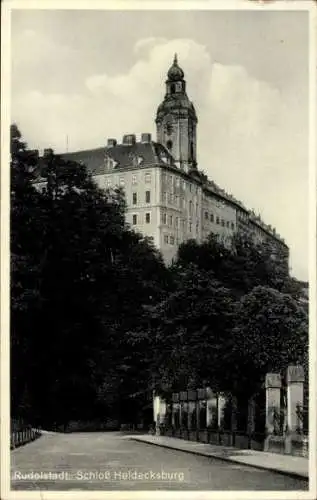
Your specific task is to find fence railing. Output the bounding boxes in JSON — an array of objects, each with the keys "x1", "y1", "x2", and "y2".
[
  {"x1": 155, "y1": 400, "x2": 308, "y2": 457},
  {"x1": 11, "y1": 418, "x2": 42, "y2": 450}
]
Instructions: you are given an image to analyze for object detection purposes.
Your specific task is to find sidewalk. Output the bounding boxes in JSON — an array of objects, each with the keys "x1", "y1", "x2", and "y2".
[{"x1": 130, "y1": 434, "x2": 309, "y2": 480}]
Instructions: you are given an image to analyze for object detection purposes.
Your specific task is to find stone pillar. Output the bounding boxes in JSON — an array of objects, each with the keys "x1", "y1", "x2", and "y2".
[
  {"x1": 247, "y1": 396, "x2": 256, "y2": 443},
  {"x1": 286, "y1": 365, "x2": 305, "y2": 434},
  {"x1": 206, "y1": 387, "x2": 217, "y2": 427},
  {"x1": 265, "y1": 373, "x2": 282, "y2": 434},
  {"x1": 153, "y1": 392, "x2": 159, "y2": 424},
  {"x1": 171, "y1": 402, "x2": 176, "y2": 427},
  {"x1": 264, "y1": 373, "x2": 281, "y2": 451},
  {"x1": 187, "y1": 401, "x2": 195, "y2": 429},
  {"x1": 179, "y1": 402, "x2": 183, "y2": 428},
  {"x1": 218, "y1": 394, "x2": 226, "y2": 429}
]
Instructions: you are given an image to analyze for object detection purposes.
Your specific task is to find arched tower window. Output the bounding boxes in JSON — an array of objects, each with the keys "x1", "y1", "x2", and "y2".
[
  {"x1": 167, "y1": 140, "x2": 173, "y2": 150},
  {"x1": 170, "y1": 84, "x2": 175, "y2": 94}
]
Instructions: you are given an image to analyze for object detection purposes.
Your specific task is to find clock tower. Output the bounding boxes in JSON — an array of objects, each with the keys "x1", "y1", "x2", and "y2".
[{"x1": 156, "y1": 54, "x2": 198, "y2": 171}]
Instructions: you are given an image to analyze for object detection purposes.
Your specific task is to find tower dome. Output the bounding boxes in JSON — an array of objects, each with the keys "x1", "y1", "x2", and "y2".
[{"x1": 167, "y1": 54, "x2": 184, "y2": 81}]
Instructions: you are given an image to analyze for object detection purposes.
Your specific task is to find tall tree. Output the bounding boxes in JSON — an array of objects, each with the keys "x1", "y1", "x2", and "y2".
[{"x1": 231, "y1": 285, "x2": 308, "y2": 395}]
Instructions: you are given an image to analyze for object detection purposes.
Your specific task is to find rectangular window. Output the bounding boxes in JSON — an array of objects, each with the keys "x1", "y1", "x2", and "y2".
[
  {"x1": 132, "y1": 214, "x2": 137, "y2": 225},
  {"x1": 221, "y1": 219, "x2": 225, "y2": 227},
  {"x1": 182, "y1": 180, "x2": 186, "y2": 190},
  {"x1": 119, "y1": 177, "x2": 125, "y2": 186},
  {"x1": 145, "y1": 173, "x2": 151, "y2": 183},
  {"x1": 163, "y1": 213, "x2": 167, "y2": 224},
  {"x1": 145, "y1": 190, "x2": 151, "y2": 203},
  {"x1": 145, "y1": 212, "x2": 151, "y2": 224},
  {"x1": 189, "y1": 222, "x2": 192, "y2": 232},
  {"x1": 210, "y1": 213, "x2": 214, "y2": 222},
  {"x1": 163, "y1": 191, "x2": 167, "y2": 203},
  {"x1": 132, "y1": 175, "x2": 137, "y2": 185},
  {"x1": 196, "y1": 203, "x2": 198, "y2": 215},
  {"x1": 175, "y1": 217, "x2": 179, "y2": 228},
  {"x1": 176, "y1": 177, "x2": 180, "y2": 187},
  {"x1": 175, "y1": 195, "x2": 179, "y2": 206},
  {"x1": 189, "y1": 183, "x2": 192, "y2": 192},
  {"x1": 169, "y1": 175, "x2": 173, "y2": 185},
  {"x1": 189, "y1": 201, "x2": 193, "y2": 214},
  {"x1": 132, "y1": 192, "x2": 137, "y2": 205},
  {"x1": 216, "y1": 217, "x2": 220, "y2": 225},
  {"x1": 164, "y1": 234, "x2": 169, "y2": 244},
  {"x1": 169, "y1": 215, "x2": 173, "y2": 226},
  {"x1": 106, "y1": 179, "x2": 112, "y2": 187},
  {"x1": 226, "y1": 221, "x2": 230, "y2": 228},
  {"x1": 231, "y1": 222, "x2": 235, "y2": 230},
  {"x1": 205, "y1": 211, "x2": 209, "y2": 220},
  {"x1": 168, "y1": 192, "x2": 173, "y2": 204},
  {"x1": 170, "y1": 236, "x2": 175, "y2": 245}
]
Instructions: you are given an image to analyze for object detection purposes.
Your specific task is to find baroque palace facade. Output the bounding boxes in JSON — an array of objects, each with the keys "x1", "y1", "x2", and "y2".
[{"x1": 43, "y1": 55, "x2": 289, "y2": 264}]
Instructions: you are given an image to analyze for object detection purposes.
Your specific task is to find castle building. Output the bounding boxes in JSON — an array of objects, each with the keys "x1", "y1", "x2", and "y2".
[{"x1": 40, "y1": 55, "x2": 289, "y2": 265}]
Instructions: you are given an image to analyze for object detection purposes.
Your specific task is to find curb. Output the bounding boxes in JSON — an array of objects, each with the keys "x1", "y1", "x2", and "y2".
[{"x1": 130, "y1": 437, "x2": 308, "y2": 481}]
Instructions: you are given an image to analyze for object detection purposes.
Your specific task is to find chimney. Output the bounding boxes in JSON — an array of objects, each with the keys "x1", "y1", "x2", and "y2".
[
  {"x1": 141, "y1": 133, "x2": 152, "y2": 143},
  {"x1": 107, "y1": 138, "x2": 117, "y2": 147},
  {"x1": 122, "y1": 134, "x2": 136, "y2": 146}
]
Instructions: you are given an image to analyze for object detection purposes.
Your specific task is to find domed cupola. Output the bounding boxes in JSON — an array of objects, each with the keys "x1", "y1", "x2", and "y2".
[
  {"x1": 155, "y1": 54, "x2": 198, "y2": 172},
  {"x1": 167, "y1": 54, "x2": 185, "y2": 81}
]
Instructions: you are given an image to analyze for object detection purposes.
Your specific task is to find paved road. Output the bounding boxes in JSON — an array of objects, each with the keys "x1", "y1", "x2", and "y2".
[{"x1": 11, "y1": 432, "x2": 308, "y2": 491}]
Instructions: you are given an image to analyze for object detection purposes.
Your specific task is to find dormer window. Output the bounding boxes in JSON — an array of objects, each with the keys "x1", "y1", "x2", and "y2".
[
  {"x1": 104, "y1": 154, "x2": 117, "y2": 171},
  {"x1": 128, "y1": 152, "x2": 143, "y2": 167}
]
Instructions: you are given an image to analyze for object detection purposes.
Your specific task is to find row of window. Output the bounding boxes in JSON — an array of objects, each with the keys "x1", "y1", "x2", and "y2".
[
  {"x1": 162, "y1": 192, "x2": 199, "y2": 212},
  {"x1": 204, "y1": 211, "x2": 235, "y2": 229},
  {"x1": 163, "y1": 234, "x2": 176, "y2": 245},
  {"x1": 132, "y1": 212, "x2": 151, "y2": 225},
  {"x1": 132, "y1": 191, "x2": 151, "y2": 204},
  {"x1": 162, "y1": 173, "x2": 199, "y2": 194},
  {"x1": 106, "y1": 172, "x2": 152, "y2": 188}
]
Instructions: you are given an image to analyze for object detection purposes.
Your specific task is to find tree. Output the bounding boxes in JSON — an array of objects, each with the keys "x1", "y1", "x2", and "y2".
[
  {"x1": 231, "y1": 286, "x2": 308, "y2": 395},
  {"x1": 10, "y1": 124, "x2": 44, "y2": 419},
  {"x1": 176, "y1": 232, "x2": 292, "y2": 297},
  {"x1": 147, "y1": 264, "x2": 236, "y2": 398},
  {"x1": 10, "y1": 127, "x2": 171, "y2": 426}
]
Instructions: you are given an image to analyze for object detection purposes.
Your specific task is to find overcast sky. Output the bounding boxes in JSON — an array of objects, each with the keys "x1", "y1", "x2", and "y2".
[{"x1": 11, "y1": 8, "x2": 309, "y2": 280}]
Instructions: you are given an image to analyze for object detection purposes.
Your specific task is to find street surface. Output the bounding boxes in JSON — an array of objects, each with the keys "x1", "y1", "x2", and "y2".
[{"x1": 11, "y1": 431, "x2": 308, "y2": 491}]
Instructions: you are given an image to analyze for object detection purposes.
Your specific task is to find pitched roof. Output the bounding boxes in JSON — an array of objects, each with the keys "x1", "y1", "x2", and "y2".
[
  {"x1": 60, "y1": 141, "x2": 176, "y2": 176},
  {"x1": 61, "y1": 147, "x2": 106, "y2": 176}
]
